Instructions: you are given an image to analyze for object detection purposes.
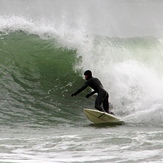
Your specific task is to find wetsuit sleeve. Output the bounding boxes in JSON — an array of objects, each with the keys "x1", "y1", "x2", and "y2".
[{"x1": 73, "y1": 83, "x2": 88, "y2": 96}]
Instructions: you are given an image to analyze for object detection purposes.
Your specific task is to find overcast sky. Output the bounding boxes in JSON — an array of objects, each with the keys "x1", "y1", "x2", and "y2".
[{"x1": 1, "y1": 0, "x2": 163, "y2": 37}]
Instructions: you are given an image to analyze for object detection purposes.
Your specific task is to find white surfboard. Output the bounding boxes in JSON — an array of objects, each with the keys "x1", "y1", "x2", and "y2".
[{"x1": 84, "y1": 108, "x2": 124, "y2": 125}]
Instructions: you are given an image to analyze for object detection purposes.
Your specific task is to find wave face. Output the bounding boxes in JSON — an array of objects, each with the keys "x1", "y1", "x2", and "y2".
[
  {"x1": 0, "y1": 31, "x2": 82, "y2": 126},
  {"x1": 1, "y1": 0, "x2": 163, "y2": 127}
]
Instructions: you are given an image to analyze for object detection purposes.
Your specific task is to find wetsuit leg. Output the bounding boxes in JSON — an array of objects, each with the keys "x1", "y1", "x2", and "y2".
[
  {"x1": 103, "y1": 93, "x2": 109, "y2": 113},
  {"x1": 95, "y1": 93, "x2": 105, "y2": 112}
]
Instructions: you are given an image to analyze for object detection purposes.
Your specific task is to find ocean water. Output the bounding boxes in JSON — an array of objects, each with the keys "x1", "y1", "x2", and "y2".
[{"x1": 1, "y1": 0, "x2": 163, "y2": 162}]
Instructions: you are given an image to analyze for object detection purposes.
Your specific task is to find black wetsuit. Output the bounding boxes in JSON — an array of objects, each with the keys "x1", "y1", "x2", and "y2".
[{"x1": 72, "y1": 77, "x2": 109, "y2": 113}]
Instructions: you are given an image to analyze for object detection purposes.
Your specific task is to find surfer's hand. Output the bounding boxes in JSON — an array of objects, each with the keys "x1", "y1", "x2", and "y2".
[
  {"x1": 86, "y1": 94, "x2": 90, "y2": 98},
  {"x1": 71, "y1": 93, "x2": 76, "y2": 97}
]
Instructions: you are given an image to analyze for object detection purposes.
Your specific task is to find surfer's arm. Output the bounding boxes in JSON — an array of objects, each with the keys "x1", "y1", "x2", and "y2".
[
  {"x1": 71, "y1": 84, "x2": 88, "y2": 97},
  {"x1": 86, "y1": 91, "x2": 96, "y2": 98}
]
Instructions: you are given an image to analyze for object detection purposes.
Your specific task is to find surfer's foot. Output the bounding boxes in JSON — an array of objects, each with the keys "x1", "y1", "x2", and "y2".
[{"x1": 108, "y1": 111, "x2": 115, "y2": 115}]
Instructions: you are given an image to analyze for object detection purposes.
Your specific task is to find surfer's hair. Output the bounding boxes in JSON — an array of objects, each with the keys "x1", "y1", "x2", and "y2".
[{"x1": 84, "y1": 70, "x2": 92, "y2": 78}]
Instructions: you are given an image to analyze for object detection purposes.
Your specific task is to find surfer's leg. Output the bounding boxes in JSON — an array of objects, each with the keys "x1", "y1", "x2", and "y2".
[
  {"x1": 95, "y1": 94, "x2": 105, "y2": 112},
  {"x1": 103, "y1": 93, "x2": 109, "y2": 113},
  {"x1": 103, "y1": 93, "x2": 114, "y2": 114}
]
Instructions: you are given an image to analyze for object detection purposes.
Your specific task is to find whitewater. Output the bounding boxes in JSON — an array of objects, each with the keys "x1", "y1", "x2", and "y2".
[{"x1": 1, "y1": 0, "x2": 163, "y2": 162}]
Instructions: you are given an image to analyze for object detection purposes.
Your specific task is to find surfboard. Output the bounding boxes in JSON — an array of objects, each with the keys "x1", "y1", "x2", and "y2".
[{"x1": 83, "y1": 108, "x2": 124, "y2": 125}]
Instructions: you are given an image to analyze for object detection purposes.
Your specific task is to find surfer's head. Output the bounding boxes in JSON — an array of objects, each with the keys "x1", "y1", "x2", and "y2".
[{"x1": 84, "y1": 70, "x2": 92, "y2": 80}]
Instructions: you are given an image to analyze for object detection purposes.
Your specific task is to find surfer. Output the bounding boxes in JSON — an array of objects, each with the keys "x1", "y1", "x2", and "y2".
[{"x1": 71, "y1": 70, "x2": 113, "y2": 114}]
